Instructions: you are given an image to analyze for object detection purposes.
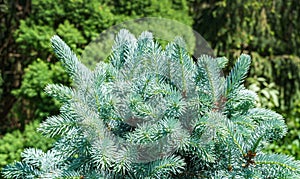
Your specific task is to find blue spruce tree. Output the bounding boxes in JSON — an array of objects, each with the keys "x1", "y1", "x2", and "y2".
[{"x1": 2, "y1": 29, "x2": 300, "y2": 178}]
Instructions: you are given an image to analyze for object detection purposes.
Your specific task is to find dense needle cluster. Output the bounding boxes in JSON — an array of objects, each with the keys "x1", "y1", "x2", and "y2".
[{"x1": 2, "y1": 29, "x2": 300, "y2": 178}]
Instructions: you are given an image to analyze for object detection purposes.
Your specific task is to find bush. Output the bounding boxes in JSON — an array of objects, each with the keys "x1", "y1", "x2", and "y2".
[
  {"x1": 11, "y1": 59, "x2": 71, "y2": 124},
  {"x1": 2, "y1": 30, "x2": 300, "y2": 178}
]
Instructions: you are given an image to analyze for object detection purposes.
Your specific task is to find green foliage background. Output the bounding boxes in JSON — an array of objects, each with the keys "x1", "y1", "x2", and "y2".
[{"x1": 0, "y1": 0, "x2": 300, "y2": 174}]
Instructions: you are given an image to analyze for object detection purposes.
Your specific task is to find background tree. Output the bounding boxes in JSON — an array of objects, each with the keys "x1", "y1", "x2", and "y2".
[
  {"x1": 0, "y1": 72, "x2": 2, "y2": 99},
  {"x1": 0, "y1": 0, "x2": 31, "y2": 133}
]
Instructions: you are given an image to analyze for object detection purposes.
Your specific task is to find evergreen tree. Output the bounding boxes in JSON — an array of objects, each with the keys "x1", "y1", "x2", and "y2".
[{"x1": 2, "y1": 30, "x2": 300, "y2": 178}]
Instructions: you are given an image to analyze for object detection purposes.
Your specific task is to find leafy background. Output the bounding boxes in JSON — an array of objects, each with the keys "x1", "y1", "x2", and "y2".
[{"x1": 0, "y1": 0, "x2": 299, "y2": 174}]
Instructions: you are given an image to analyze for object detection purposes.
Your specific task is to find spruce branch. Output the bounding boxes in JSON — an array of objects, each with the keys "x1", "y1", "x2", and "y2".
[
  {"x1": 44, "y1": 84, "x2": 74, "y2": 103},
  {"x1": 196, "y1": 55, "x2": 225, "y2": 109},
  {"x1": 225, "y1": 54, "x2": 251, "y2": 97},
  {"x1": 38, "y1": 114, "x2": 78, "y2": 138},
  {"x1": 165, "y1": 38, "x2": 196, "y2": 98},
  {"x1": 255, "y1": 153, "x2": 300, "y2": 176},
  {"x1": 148, "y1": 155, "x2": 186, "y2": 178},
  {"x1": 216, "y1": 56, "x2": 229, "y2": 69},
  {"x1": 2, "y1": 162, "x2": 38, "y2": 179},
  {"x1": 51, "y1": 35, "x2": 92, "y2": 88},
  {"x1": 110, "y1": 29, "x2": 136, "y2": 70}
]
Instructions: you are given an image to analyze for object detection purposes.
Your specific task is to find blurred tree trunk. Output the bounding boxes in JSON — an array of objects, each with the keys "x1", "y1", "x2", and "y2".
[{"x1": 0, "y1": 0, "x2": 31, "y2": 133}]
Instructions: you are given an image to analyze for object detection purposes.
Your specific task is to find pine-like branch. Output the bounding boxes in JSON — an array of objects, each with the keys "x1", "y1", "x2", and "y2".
[
  {"x1": 51, "y1": 35, "x2": 92, "y2": 88},
  {"x1": 225, "y1": 54, "x2": 251, "y2": 97},
  {"x1": 44, "y1": 84, "x2": 74, "y2": 103},
  {"x1": 255, "y1": 153, "x2": 300, "y2": 176},
  {"x1": 196, "y1": 55, "x2": 225, "y2": 108}
]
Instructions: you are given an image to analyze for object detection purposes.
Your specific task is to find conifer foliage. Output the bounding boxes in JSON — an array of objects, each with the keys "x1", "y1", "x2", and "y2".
[{"x1": 3, "y1": 30, "x2": 300, "y2": 178}]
